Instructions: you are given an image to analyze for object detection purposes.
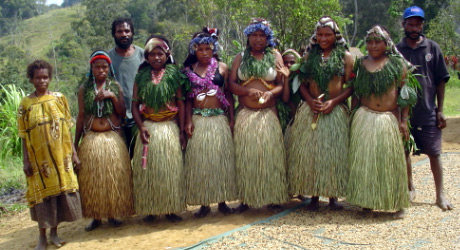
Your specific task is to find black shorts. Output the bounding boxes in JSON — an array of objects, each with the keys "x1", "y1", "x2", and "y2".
[{"x1": 410, "y1": 125, "x2": 442, "y2": 155}]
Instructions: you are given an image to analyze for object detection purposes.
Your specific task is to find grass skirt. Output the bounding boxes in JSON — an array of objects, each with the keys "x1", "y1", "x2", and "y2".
[
  {"x1": 78, "y1": 131, "x2": 134, "y2": 219},
  {"x1": 132, "y1": 120, "x2": 185, "y2": 215},
  {"x1": 185, "y1": 115, "x2": 237, "y2": 205},
  {"x1": 346, "y1": 107, "x2": 409, "y2": 211},
  {"x1": 287, "y1": 102, "x2": 349, "y2": 197},
  {"x1": 234, "y1": 107, "x2": 288, "y2": 207}
]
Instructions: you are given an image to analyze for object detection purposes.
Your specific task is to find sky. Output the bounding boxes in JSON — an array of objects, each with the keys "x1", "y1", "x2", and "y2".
[{"x1": 46, "y1": 0, "x2": 64, "y2": 6}]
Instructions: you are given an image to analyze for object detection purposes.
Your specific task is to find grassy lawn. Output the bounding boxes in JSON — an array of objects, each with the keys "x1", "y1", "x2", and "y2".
[{"x1": 444, "y1": 70, "x2": 460, "y2": 117}]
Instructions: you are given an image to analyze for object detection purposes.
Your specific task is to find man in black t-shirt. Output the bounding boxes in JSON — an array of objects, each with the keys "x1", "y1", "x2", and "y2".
[{"x1": 396, "y1": 6, "x2": 453, "y2": 210}]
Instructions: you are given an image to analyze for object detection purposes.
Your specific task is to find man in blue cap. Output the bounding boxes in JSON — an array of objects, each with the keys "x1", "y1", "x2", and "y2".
[{"x1": 396, "y1": 6, "x2": 453, "y2": 210}]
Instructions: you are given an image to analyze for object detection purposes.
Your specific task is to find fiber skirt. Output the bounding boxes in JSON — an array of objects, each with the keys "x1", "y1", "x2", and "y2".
[
  {"x1": 234, "y1": 107, "x2": 288, "y2": 207},
  {"x1": 77, "y1": 131, "x2": 134, "y2": 219},
  {"x1": 287, "y1": 102, "x2": 349, "y2": 197},
  {"x1": 132, "y1": 120, "x2": 185, "y2": 215},
  {"x1": 185, "y1": 115, "x2": 237, "y2": 205},
  {"x1": 30, "y1": 192, "x2": 82, "y2": 228},
  {"x1": 346, "y1": 107, "x2": 410, "y2": 211}
]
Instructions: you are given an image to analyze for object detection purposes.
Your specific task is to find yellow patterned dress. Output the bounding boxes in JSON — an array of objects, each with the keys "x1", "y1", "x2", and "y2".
[{"x1": 18, "y1": 92, "x2": 81, "y2": 227}]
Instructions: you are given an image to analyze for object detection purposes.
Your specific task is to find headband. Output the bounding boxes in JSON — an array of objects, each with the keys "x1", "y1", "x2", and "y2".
[
  {"x1": 243, "y1": 18, "x2": 276, "y2": 48},
  {"x1": 282, "y1": 49, "x2": 301, "y2": 59},
  {"x1": 189, "y1": 28, "x2": 219, "y2": 55},
  {"x1": 365, "y1": 25, "x2": 399, "y2": 56},
  {"x1": 307, "y1": 16, "x2": 348, "y2": 51},
  {"x1": 90, "y1": 54, "x2": 111, "y2": 64},
  {"x1": 145, "y1": 38, "x2": 170, "y2": 54},
  {"x1": 87, "y1": 51, "x2": 115, "y2": 78}
]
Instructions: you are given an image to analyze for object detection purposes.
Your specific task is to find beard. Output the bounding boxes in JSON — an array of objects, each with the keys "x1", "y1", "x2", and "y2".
[
  {"x1": 404, "y1": 30, "x2": 422, "y2": 41},
  {"x1": 114, "y1": 36, "x2": 133, "y2": 50}
]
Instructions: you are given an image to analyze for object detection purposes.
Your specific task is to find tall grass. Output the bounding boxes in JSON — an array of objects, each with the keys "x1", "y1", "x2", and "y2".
[{"x1": 0, "y1": 84, "x2": 25, "y2": 160}]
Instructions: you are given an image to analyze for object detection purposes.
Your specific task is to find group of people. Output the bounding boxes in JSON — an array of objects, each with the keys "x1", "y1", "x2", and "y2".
[{"x1": 18, "y1": 6, "x2": 452, "y2": 250}]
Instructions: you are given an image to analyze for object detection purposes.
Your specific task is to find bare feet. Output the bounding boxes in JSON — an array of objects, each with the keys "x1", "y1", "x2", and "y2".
[
  {"x1": 232, "y1": 203, "x2": 249, "y2": 214},
  {"x1": 436, "y1": 196, "x2": 454, "y2": 211},
  {"x1": 409, "y1": 189, "x2": 416, "y2": 202},
  {"x1": 143, "y1": 215, "x2": 157, "y2": 223},
  {"x1": 267, "y1": 204, "x2": 284, "y2": 213},
  {"x1": 34, "y1": 234, "x2": 47, "y2": 250},
  {"x1": 84, "y1": 219, "x2": 101, "y2": 231},
  {"x1": 194, "y1": 205, "x2": 211, "y2": 218},
  {"x1": 218, "y1": 202, "x2": 233, "y2": 215},
  {"x1": 306, "y1": 196, "x2": 319, "y2": 211},
  {"x1": 296, "y1": 195, "x2": 309, "y2": 202},
  {"x1": 50, "y1": 227, "x2": 65, "y2": 247},
  {"x1": 393, "y1": 209, "x2": 405, "y2": 219},
  {"x1": 358, "y1": 207, "x2": 373, "y2": 217},
  {"x1": 165, "y1": 213, "x2": 183, "y2": 223},
  {"x1": 328, "y1": 198, "x2": 344, "y2": 211},
  {"x1": 108, "y1": 218, "x2": 122, "y2": 228}
]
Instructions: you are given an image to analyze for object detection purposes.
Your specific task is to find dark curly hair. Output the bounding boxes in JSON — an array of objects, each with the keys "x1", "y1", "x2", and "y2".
[
  {"x1": 111, "y1": 18, "x2": 135, "y2": 37},
  {"x1": 26, "y1": 60, "x2": 53, "y2": 80}
]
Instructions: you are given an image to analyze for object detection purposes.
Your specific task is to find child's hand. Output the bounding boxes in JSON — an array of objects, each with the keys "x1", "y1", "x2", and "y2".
[
  {"x1": 276, "y1": 64, "x2": 290, "y2": 78},
  {"x1": 399, "y1": 121, "x2": 409, "y2": 141},
  {"x1": 23, "y1": 161, "x2": 33, "y2": 177}
]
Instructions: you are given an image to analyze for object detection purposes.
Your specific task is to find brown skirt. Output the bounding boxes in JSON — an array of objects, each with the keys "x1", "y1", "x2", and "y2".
[{"x1": 30, "y1": 192, "x2": 82, "y2": 228}]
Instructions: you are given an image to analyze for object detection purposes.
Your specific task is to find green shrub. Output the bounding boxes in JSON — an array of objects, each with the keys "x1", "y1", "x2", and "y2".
[{"x1": 0, "y1": 84, "x2": 25, "y2": 160}]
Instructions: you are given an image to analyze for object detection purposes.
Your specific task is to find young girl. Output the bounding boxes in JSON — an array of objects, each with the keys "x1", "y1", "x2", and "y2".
[
  {"x1": 347, "y1": 25, "x2": 417, "y2": 218},
  {"x1": 132, "y1": 35, "x2": 188, "y2": 223},
  {"x1": 18, "y1": 60, "x2": 82, "y2": 249},
  {"x1": 183, "y1": 28, "x2": 236, "y2": 218},
  {"x1": 75, "y1": 51, "x2": 134, "y2": 231}
]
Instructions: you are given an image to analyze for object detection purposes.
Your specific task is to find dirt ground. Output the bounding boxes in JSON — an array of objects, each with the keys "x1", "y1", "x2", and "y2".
[{"x1": 1, "y1": 118, "x2": 459, "y2": 250}]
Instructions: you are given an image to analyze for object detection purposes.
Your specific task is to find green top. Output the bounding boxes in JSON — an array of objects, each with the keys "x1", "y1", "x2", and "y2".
[
  {"x1": 135, "y1": 64, "x2": 190, "y2": 111},
  {"x1": 351, "y1": 54, "x2": 419, "y2": 108},
  {"x1": 290, "y1": 45, "x2": 346, "y2": 100},
  {"x1": 239, "y1": 47, "x2": 276, "y2": 79},
  {"x1": 83, "y1": 77, "x2": 119, "y2": 117}
]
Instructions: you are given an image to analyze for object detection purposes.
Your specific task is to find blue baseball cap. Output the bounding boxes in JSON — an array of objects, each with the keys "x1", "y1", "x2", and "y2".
[{"x1": 403, "y1": 6, "x2": 425, "y2": 20}]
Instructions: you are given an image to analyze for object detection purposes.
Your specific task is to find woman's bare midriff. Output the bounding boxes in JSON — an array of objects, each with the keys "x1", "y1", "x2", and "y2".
[
  {"x1": 193, "y1": 89, "x2": 224, "y2": 109},
  {"x1": 308, "y1": 75, "x2": 344, "y2": 100},
  {"x1": 361, "y1": 86, "x2": 399, "y2": 118},
  {"x1": 238, "y1": 79, "x2": 277, "y2": 111},
  {"x1": 86, "y1": 113, "x2": 121, "y2": 132}
]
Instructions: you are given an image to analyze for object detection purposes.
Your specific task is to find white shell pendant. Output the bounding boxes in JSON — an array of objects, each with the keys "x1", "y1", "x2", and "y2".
[
  {"x1": 207, "y1": 89, "x2": 217, "y2": 96},
  {"x1": 196, "y1": 93, "x2": 206, "y2": 101}
]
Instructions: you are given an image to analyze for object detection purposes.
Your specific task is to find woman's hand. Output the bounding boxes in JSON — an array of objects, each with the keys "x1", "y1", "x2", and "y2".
[
  {"x1": 140, "y1": 126, "x2": 150, "y2": 144},
  {"x1": 94, "y1": 90, "x2": 115, "y2": 101},
  {"x1": 229, "y1": 119, "x2": 235, "y2": 134},
  {"x1": 247, "y1": 88, "x2": 263, "y2": 101},
  {"x1": 259, "y1": 91, "x2": 274, "y2": 104},
  {"x1": 72, "y1": 154, "x2": 81, "y2": 172},
  {"x1": 320, "y1": 100, "x2": 336, "y2": 114},
  {"x1": 180, "y1": 131, "x2": 187, "y2": 150},
  {"x1": 185, "y1": 121, "x2": 194, "y2": 139},
  {"x1": 309, "y1": 98, "x2": 323, "y2": 113}
]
